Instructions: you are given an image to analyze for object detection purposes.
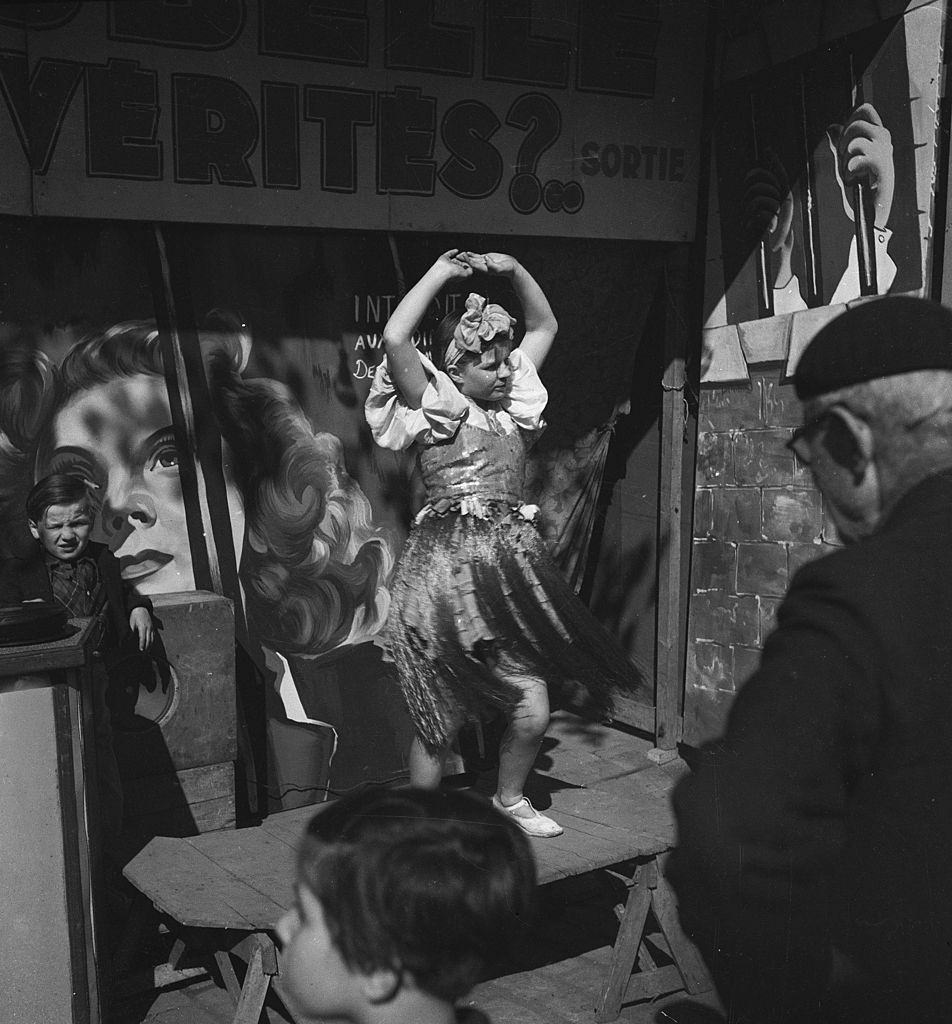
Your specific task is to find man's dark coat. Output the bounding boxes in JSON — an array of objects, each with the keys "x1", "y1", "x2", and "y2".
[{"x1": 672, "y1": 468, "x2": 952, "y2": 1023}]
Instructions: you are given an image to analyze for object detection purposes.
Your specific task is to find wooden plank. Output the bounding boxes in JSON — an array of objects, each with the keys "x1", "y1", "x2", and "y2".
[
  {"x1": 182, "y1": 828, "x2": 297, "y2": 910},
  {"x1": 542, "y1": 715, "x2": 654, "y2": 787},
  {"x1": 124, "y1": 762, "x2": 234, "y2": 812},
  {"x1": 622, "y1": 964, "x2": 684, "y2": 1003},
  {"x1": 257, "y1": 804, "x2": 318, "y2": 846},
  {"x1": 608, "y1": 694, "x2": 656, "y2": 737},
  {"x1": 595, "y1": 863, "x2": 653, "y2": 1021},
  {"x1": 124, "y1": 838, "x2": 288, "y2": 929},
  {"x1": 232, "y1": 946, "x2": 271, "y2": 1024},
  {"x1": 651, "y1": 871, "x2": 713, "y2": 995}
]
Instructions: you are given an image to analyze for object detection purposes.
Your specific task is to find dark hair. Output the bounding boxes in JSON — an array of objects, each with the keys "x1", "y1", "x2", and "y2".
[
  {"x1": 27, "y1": 473, "x2": 91, "y2": 523},
  {"x1": 297, "y1": 787, "x2": 536, "y2": 1001}
]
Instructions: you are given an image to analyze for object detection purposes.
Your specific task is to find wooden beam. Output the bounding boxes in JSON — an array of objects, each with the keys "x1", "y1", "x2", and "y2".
[{"x1": 654, "y1": 250, "x2": 691, "y2": 750}]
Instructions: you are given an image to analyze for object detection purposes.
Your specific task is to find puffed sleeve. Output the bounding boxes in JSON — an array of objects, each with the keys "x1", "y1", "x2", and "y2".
[
  {"x1": 365, "y1": 351, "x2": 470, "y2": 450},
  {"x1": 502, "y1": 347, "x2": 548, "y2": 431}
]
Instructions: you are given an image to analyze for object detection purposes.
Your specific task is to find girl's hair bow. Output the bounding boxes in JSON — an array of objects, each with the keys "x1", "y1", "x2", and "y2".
[{"x1": 452, "y1": 293, "x2": 515, "y2": 353}]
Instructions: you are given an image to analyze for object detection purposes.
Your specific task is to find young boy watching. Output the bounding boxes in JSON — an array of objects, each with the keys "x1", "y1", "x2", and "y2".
[
  {"x1": 0, "y1": 473, "x2": 154, "y2": 839},
  {"x1": 276, "y1": 786, "x2": 537, "y2": 1024}
]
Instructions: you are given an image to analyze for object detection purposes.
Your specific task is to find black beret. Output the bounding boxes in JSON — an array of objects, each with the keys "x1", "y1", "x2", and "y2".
[{"x1": 794, "y1": 296, "x2": 952, "y2": 399}]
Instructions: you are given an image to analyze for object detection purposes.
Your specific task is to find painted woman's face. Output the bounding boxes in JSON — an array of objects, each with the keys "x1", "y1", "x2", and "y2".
[{"x1": 44, "y1": 373, "x2": 245, "y2": 595}]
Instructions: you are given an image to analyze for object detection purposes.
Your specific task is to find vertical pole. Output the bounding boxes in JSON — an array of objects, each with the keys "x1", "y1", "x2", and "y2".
[
  {"x1": 143, "y1": 223, "x2": 244, "y2": 619},
  {"x1": 850, "y1": 54, "x2": 878, "y2": 296},
  {"x1": 749, "y1": 93, "x2": 775, "y2": 319},
  {"x1": 798, "y1": 71, "x2": 822, "y2": 306},
  {"x1": 653, "y1": 250, "x2": 689, "y2": 753}
]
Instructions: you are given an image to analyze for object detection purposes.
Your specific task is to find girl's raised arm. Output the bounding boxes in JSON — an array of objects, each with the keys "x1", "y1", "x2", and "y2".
[
  {"x1": 468, "y1": 253, "x2": 558, "y2": 369},
  {"x1": 382, "y1": 249, "x2": 473, "y2": 409}
]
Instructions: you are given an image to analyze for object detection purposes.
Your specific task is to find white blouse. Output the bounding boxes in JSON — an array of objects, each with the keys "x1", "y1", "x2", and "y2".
[{"x1": 365, "y1": 347, "x2": 547, "y2": 452}]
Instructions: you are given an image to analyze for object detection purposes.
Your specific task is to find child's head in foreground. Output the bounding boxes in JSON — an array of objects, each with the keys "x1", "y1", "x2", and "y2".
[
  {"x1": 276, "y1": 786, "x2": 536, "y2": 1023},
  {"x1": 27, "y1": 473, "x2": 95, "y2": 564}
]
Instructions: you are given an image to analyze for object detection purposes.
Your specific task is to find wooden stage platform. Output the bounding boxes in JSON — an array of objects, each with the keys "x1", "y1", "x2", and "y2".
[{"x1": 121, "y1": 714, "x2": 721, "y2": 1024}]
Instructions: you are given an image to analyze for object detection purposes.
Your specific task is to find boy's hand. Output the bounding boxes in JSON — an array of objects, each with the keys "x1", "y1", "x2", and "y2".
[
  {"x1": 129, "y1": 607, "x2": 154, "y2": 651},
  {"x1": 434, "y1": 248, "x2": 475, "y2": 281},
  {"x1": 463, "y1": 252, "x2": 519, "y2": 276}
]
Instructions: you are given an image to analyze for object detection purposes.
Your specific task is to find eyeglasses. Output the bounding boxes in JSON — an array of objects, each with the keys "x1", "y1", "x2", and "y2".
[
  {"x1": 787, "y1": 402, "x2": 952, "y2": 467},
  {"x1": 786, "y1": 409, "x2": 834, "y2": 466}
]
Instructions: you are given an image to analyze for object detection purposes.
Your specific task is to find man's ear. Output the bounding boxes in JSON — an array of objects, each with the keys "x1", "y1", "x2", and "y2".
[
  {"x1": 446, "y1": 363, "x2": 463, "y2": 386},
  {"x1": 824, "y1": 406, "x2": 874, "y2": 482},
  {"x1": 28, "y1": 519, "x2": 40, "y2": 542},
  {"x1": 360, "y1": 967, "x2": 402, "y2": 1004}
]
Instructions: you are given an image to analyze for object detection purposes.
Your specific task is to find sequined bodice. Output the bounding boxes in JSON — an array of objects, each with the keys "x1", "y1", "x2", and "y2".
[{"x1": 418, "y1": 421, "x2": 525, "y2": 506}]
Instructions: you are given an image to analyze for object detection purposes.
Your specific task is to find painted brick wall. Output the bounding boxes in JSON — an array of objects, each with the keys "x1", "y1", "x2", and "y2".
[{"x1": 683, "y1": 367, "x2": 840, "y2": 745}]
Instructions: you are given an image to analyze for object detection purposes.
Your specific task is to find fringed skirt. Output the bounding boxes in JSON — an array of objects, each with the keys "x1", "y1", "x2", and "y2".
[{"x1": 386, "y1": 501, "x2": 646, "y2": 751}]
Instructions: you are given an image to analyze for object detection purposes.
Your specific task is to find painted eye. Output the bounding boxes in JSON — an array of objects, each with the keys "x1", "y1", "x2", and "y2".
[
  {"x1": 148, "y1": 431, "x2": 181, "y2": 472},
  {"x1": 150, "y1": 446, "x2": 180, "y2": 471}
]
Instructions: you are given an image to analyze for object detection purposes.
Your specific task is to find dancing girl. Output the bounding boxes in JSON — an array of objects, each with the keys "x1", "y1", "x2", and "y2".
[{"x1": 365, "y1": 249, "x2": 645, "y2": 837}]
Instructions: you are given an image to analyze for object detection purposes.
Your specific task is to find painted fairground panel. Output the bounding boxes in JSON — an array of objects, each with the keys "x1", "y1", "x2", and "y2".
[
  {"x1": 0, "y1": 221, "x2": 663, "y2": 812},
  {"x1": 685, "y1": 0, "x2": 947, "y2": 743},
  {"x1": 0, "y1": 1, "x2": 702, "y2": 808},
  {"x1": 701, "y1": 1, "x2": 945, "y2": 384}
]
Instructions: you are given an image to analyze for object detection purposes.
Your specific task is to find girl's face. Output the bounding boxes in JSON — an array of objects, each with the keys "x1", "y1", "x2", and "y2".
[
  {"x1": 450, "y1": 341, "x2": 514, "y2": 403},
  {"x1": 45, "y1": 373, "x2": 245, "y2": 595}
]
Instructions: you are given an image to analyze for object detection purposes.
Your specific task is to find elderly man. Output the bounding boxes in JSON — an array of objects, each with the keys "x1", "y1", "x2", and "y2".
[{"x1": 671, "y1": 296, "x2": 952, "y2": 1023}]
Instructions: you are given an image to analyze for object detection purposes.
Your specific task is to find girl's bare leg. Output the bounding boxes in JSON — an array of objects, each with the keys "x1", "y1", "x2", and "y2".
[
  {"x1": 408, "y1": 733, "x2": 450, "y2": 789},
  {"x1": 495, "y1": 674, "x2": 550, "y2": 806}
]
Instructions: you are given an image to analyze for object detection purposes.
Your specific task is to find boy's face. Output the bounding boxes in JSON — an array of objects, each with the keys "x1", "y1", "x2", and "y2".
[
  {"x1": 276, "y1": 884, "x2": 362, "y2": 1023},
  {"x1": 30, "y1": 501, "x2": 93, "y2": 563}
]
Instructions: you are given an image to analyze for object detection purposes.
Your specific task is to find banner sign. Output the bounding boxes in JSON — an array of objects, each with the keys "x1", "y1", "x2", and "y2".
[{"x1": 0, "y1": 0, "x2": 705, "y2": 239}]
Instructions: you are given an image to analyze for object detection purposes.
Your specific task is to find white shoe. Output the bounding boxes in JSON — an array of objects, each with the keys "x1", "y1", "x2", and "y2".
[{"x1": 492, "y1": 795, "x2": 564, "y2": 838}]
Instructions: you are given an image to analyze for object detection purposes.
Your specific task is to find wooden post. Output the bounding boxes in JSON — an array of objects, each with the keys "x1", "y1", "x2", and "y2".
[
  {"x1": 144, "y1": 223, "x2": 244, "y2": 617},
  {"x1": 652, "y1": 249, "x2": 691, "y2": 754}
]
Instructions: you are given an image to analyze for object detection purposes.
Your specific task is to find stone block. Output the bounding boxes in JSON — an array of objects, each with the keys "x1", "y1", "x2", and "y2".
[
  {"x1": 682, "y1": 685, "x2": 733, "y2": 746},
  {"x1": 699, "y1": 380, "x2": 763, "y2": 432},
  {"x1": 691, "y1": 591, "x2": 760, "y2": 646},
  {"x1": 788, "y1": 541, "x2": 838, "y2": 579},
  {"x1": 696, "y1": 431, "x2": 733, "y2": 485},
  {"x1": 763, "y1": 377, "x2": 803, "y2": 428},
  {"x1": 682, "y1": 684, "x2": 733, "y2": 746},
  {"x1": 732, "y1": 644, "x2": 763, "y2": 686},
  {"x1": 736, "y1": 542, "x2": 788, "y2": 597},
  {"x1": 762, "y1": 488, "x2": 822, "y2": 542},
  {"x1": 701, "y1": 324, "x2": 749, "y2": 384},
  {"x1": 694, "y1": 488, "x2": 714, "y2": 539},
  {"x1": 713, "y1": 486, "x2": 762, "y2": 542},
  {"x1": 692, "y1": 540, "x2": 736, "y2": 593},
  {"x1": 737, "y1": 316, "x2": 790, "y2": 365},
  {"x1": 760, "y1": 596, "x2": 782, "y2": 641},
  {"x1": 732, "y1": 429, "x2": 797, "y2": 487},
  {"x1": 785, "y1": 304, "x2": 846, "y2": 379},
  {"x1": 686, "y1": 638, "x2": 733, "y2": 691},
  {"x1": 791, "y1": 445, "x2": 814, "y2": 485}
]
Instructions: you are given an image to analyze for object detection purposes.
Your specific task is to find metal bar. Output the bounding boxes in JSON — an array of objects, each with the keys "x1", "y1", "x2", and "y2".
[
  {"x1": 850, "y1": 54, "x2": 878, "y2": 295},
  {"x1": 749, "y1": 92, "x2": 775, "y2": 318},
  {"x1": 798, "y1": 72, "x2": 822, "y2": 305},
  {"x1": 145, "y1": 224, "x2": 246, "y2": 626}
]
